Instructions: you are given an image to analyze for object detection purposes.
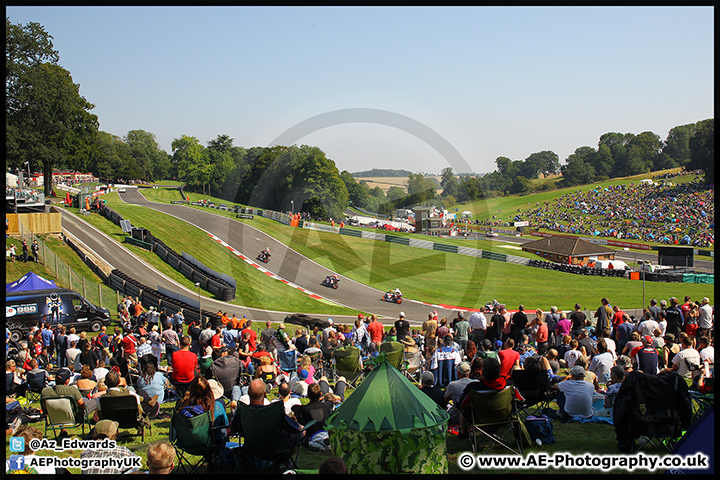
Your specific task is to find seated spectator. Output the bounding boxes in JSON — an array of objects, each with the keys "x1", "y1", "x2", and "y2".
[
  {"x1": 475, "y1": 339, "x2": 499, "y2": 361},
  {"x1": 588, "y1": 339, "x2": 615, "y2": 384},
  {"x1": 75, "y1": 365, "x2": 97, "y2": 392},
  {"x1": 93, "y1": 360, "x2": 109, "y2": 383},
  {"x1": 564, "y1": 339, "x2": 583, "y2": 369},
  {"x1": 497, "y1": 338, "x2": 520, "y2": 379},
  {"x1": 317, "y1": 375, "x2": 347, "y2": 403},
  {"x1": 464, "y1": 340, "x2": 477, "y2": 363},
  {"x1": 274, "y1": 381, "x2": 302, "y2": 417},
  {"x1": 621, "y1": 331, "x2": 642, "y2": 358},
  {"x1": 555, "y1": 365, "x2": 595, "y2": 422},
  {"x1": 101, "y1": 370, "x2": 157, "y2": 419},
  {"x1": 176, "y1": 376, "x2": 229, "y2": 442},
  {"x1": 469, "y1": 356, "x2": 484, "y2": 380},
  {"x1": 418, "y1": 371, "x2": 447, "y2": 409},
  {"x1": 445, "y1": 362, "x2": 474, "y2": 425},
  {"x1": 207, "y1": 346, "x2": 245, "y2": 404},
  {"x1": 571, "y1": 355, "x2": 600, "y2": 391},
  {"x1": 135, "y1": 361, "x2": 168, "y2": 406},
  {"x1": 456, "y1": 357, "x2": 524, "y2": 438},
  {"x1": 5, "y1": 425, "x2": 55, "y2": 474},
  {"x1": 80, "y1": 420, "x2": 142, "y2": 474},
  {"x1": 232, "y1": 379, "x2": 304, "y2": 453},
  {"x1": 602, "y1": 365, "x2": 626, "y2": 410},
  {"x1": 663, "y1": 335, "x2": 701, "y2": 379},
  {"x1": 25, "y1": 358, "x2": 51, "y2": 391},
  {"x1": 634, "y1": 336, "x2": 660, "y2": 375},
  {"x1": 255, "y1": 355, "x2": 278, "y2": 389},
  {"x1": 146, "y1": 441, "x2": 175, "y2": 475},
  {"x1": 41, "y1": 368, "x2": 96, "y2": 416},
  {"x1": 292, "y1": 382, "x2": 335, "y2": 438}
]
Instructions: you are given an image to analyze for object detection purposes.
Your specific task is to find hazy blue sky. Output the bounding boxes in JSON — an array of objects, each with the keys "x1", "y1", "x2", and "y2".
[{"x1": 7, "y1": 6, "x2": 714, "y2": 174}]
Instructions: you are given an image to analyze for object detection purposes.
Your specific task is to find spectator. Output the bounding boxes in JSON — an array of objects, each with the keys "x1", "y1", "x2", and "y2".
[
  {"x1": 275, "y1": 381, "x2": 302, "y2": 417},
  {"x1": 555, "y1": 312, "x2": 572, "y2": 345},
  {"x1": 588, "y1": 339, "x2": 615, "y2": 384},
  {"x1": 577, "y1": 329, "x2": 598, "y2": 358},
  {"x1": 41, "y1": 368, "x2": 96, "y2": 416},
  {"x1": 292, "y1": 382, "x2": 335, "y2": 438},
  {"x1": 602, "y1": 365, "x2": 626, "y2": 410},
  {"x1": 146, "y1": 441, "x2": 175, "y2": 475},
  {"x1": 663, "y1": 335, "x2": 701, "y2": 379},
  {"x1": 135, "y1": 361, "x2": 168, "y2": 406},
  {"x1": 81, "y1": 420, "x2": 142, "y2": 474},
  {"x1": 634, "y1": 336, "x2": 660, "y2": 375},
  {"x1": 6, "y1": 359, "x2": 28, "y2": 398},
  {"x1": 468, "y1": 309, "x2": 487, "y2": 346},
  {"x1": 445, "y1": 362, "x2": 474, "y2": 425},
  {"x1": 556, "y1": 365, "x2": 595, "y2": 421},
  {"x1": 75, "y1": 364, "x2": 97, "y2": 392},
  {"x1": 497, "y1": 338, "x2": 520, "y2": 379},
  {"x1": 664, "y1": 297, "x2": 684, "y2": 339},
  {"x1": 418, "y1": 371, "x2": 446, "y2": 409},
  {"x1": 170, "y1": 336, "x2": 198, "y2": 388},
  {"x1": 696, "y1": 297, "x2": 713, "y2": 338},
  {"x1": 366, "y1": 314, "x2": 384, "y2": 347}
]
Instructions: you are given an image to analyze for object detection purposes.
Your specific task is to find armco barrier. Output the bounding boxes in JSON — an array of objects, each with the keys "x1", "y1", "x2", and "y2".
[{"x1": 107, "y1": 269, "x2": 221, "y2": 328}]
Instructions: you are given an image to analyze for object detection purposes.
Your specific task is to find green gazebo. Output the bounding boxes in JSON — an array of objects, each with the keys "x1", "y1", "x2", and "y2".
[{"x1": 325, "y1": 359, "x2": 449, "y2": 474}]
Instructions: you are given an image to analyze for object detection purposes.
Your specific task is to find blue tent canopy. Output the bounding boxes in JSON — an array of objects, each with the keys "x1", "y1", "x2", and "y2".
[{"x1": 6, "y1": 271, "x2": 57, "y2": 292}]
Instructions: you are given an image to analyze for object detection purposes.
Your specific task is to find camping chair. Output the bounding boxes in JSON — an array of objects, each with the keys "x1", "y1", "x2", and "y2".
[
  {"x1": 403, "y1": 349, "x2": 425, "y2": 383},
  {"x1": 170, "y1": 410, "x2": 227, "y2": 474},
  {"x1": 510, "y1": 369, "x2": 553, "y2": 419},
  {"x1": 26, "y1": 371, "x2": 47, "y2": 403},
  {"x1": 613, "y1": 371, "x2": 692, "y2": 453},
  {"x1": 235, "y1": 401, "x2": 309, "y2": 474},
  {"x1": 305, "y1": 350, "x2": 324, "y2": 379},
  {"x1": 332, "y1": 345, "x2": 364, "y2": 388},
  {"x1": 468, "y1": 386, "x2": 525, "y2": 456},
  {"x1": 433, "y1": 358, "x2": 457, "y2": 388},
  {"x1": 40, "y1": 395, "x2": 87, "y2": 439},
  {"x1": 98, "y1": 394, "x2": 151, "y2": 442},
  {"x1": 278, "y1": 350, "x2": 300, "y2": 380},
  {"x1": 378, "y1": 342, "x2": 404, "y2": 371}
]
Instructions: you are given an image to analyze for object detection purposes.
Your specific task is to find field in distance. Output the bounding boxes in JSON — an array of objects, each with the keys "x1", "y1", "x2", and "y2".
[{"x1": 354, "y1": 176, "x2": 442, "y2": 194}]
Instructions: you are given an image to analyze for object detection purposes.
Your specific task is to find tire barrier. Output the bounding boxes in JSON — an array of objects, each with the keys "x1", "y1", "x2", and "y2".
[
  {"x1": 108, "y1": 269, "x2": 221, "y2": 328},
  {"x1": 527, "y1": 259, "x2": 626, "y2": 278},
  {"x1": 96, "y1": 204, "x2": 236, "y2": 301}
]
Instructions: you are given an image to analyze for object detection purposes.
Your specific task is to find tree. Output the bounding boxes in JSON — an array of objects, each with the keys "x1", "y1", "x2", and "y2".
[
  {"x1": 171, "y1": 135, "x2": 207, "y2": 188},
  {"x1": 524, "y1": 150, "x2": 560, "y2": 178},
  {"x1": 125, "y1": 129, "x2": 170, "y2": 182},
  {"x1": 406, "y1": 173, "x2": 437, "y2": 198},
  {"x1": 440, "y1": 167, "x2": 459, "y2": 198},
  {"x1": 7, "y1": 63, "x2": 98, "y2": 196},
  {"x1": 386, "y1": 186, "x2": 406, "y2": 202},
  {"x1": 561, "y1": 156, "x2": 596, "y2": 186},
  {"x1": 509, "y1": 176, "x2": 532, "y2": 195},
  {"x1": 688, "y1": 119, "x2": 714, "y2": 184},
  {"x1": 662, "y1": 123, "x2": 696, "y2": 167}
]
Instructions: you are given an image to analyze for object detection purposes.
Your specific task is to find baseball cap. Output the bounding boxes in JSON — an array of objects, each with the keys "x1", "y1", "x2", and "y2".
[
  {"x1": 457, "y1": 362, "x2": 471, "y2": 375},
  {"x1": 420, "y1": 371, "x2": 435, "y2": 385},
  {"x1": 495, "y1": 340, "x2": 503, "y2": 349},
  {"x1": 327, "y1": 318, "x2": 334, "y2": 325},
  {"x1": 642, "y1": 335, "x2": 653, "y2": 345},
  {"x1": 56, "y1": 369, "x2": 72, "y2": 384},
  {"x1": 571, "y1": 365, "x2": 586, "y2": 377},
  {"x1": 399, "y1": 312, "x2": 405, "y2": 318},
  {"x1": 358, "y1": 314, "x2": 364, "y2": 320},
  {"x1": 298, "y1": 369, "x2": 309, "y2": 380},
  {"x1": 95, "y1": 419, "x2": 119, "y2": 438},
  {"x1": 207, "y1": 379, "x2": 224, "y2": 400}
]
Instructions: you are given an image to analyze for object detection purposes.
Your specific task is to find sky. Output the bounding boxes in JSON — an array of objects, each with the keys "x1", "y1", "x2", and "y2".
[{"x1": 7, "y1": 6, "x2": 714, "y2": 175}]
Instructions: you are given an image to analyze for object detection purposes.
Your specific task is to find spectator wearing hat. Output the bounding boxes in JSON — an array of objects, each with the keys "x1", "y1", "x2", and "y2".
[
  {"x1": 418, "y1": 371, "x2": 446, "y2": 409},
  {"x1": 41, "y1": 368, "x2": 97, "y2": 415},
  {"x1": 697, "y1": 297, "x2": 713, "y2": 339},
  {"x1": 81, "y1": 419, "x2": 141, "y2": 474},
  {"x1": 555, "y1": 365, "x2": 595, "y2": 422},
  {"x1": 616, "y1": 354, "x2": 634, "y2": 373},
  {"x1": 634, "y1": 335, "x2": 660, "y2": 375},
  {"x1": 663, "y1": 335, "x2": 701, "y2": 379},
  {"x1": 322, "y1": 319, "x2": 336, "y2": 343},
  {"x1": 445, "y1": 362, "x2": 474, "y2": 425},
  {"x1": 395, "y1": 312, "x2": 410, "y2": 343}
]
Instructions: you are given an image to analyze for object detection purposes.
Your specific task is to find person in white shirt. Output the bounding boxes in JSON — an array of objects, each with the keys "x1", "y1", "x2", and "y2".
[
  {"x1": 697, "y1": 297, "x2": 713, "y2": 338},
  {"x1": 665, "y1": 336, "x2": 701, "y2": 379},
  {"x1": 637, "y1": 316, "x2": 660, "y2": 339},
  {"x1": 468, "y1": 310, "x2": 487, "y2": 346},
  {"x1": 274, "y1": 381, "x2": 302, "y2": 417}
]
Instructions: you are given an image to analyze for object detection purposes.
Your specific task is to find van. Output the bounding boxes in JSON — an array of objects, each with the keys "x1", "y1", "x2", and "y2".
[
  {"x1": 5, "y1": 288, "x2": 111, "y2": 342},
  {"x1": 594, "y1": 259, "x2": 630, "y2": 271}
]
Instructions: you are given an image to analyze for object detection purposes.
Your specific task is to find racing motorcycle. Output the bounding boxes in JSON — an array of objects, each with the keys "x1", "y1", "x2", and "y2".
[
  {"x1": 482, "y1": 299, "x2": 504, "y2": 312},
  {"x1": 257, "y1": 250, "x2": 270, "y2": 263},
  {"x1": 321, "y1": 275, "x2": 340, "y2": 289},
  {"x1": 381, "y1": 291, "x2": 403, "y2": 304}
]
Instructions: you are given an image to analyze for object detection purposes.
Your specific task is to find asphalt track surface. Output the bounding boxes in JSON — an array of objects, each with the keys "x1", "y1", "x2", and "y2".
[
  {"x1": 61, "y1": 188, "x2": 467, "y2": 327},
  {"x1": 61, "y1": 187, "x2": 661, "y2": 326}
]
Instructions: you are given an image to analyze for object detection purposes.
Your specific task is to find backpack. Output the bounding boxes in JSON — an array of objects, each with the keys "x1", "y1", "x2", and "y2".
[
  {"x1": 308, "y1": 430, "x2": 331, "y2": 451},
  {"x1": 525, "y1": 415, "x2": 555, "y2": 445}
]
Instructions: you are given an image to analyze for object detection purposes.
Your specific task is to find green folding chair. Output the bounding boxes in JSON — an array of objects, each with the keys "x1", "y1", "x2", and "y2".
[
  {"x1": 40, "y1": 395, "x2": 87, "y2": 439},
  {"x1": 332, "y1": 345, "x2": 364, "y2": 388},
  {"x1": 170, "y1": 410, "x2": 227, "y2": 474},
  {"x1": 379, "y1": 341, "x2": 404, "y2": 371}
]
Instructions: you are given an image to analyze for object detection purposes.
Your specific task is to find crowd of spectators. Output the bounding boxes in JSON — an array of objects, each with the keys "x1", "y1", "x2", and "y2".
[
  {"x1": 513, "y1": 175, "x2": 713, "y2": 247},
  {"x1": 5, "y1": 292, "x2": 713, "y2": 472}
]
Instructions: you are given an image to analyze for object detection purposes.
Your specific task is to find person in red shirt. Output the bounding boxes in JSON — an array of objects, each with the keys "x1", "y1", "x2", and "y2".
[
  {"x1": 497, "y1": 338, "x2": 520, "y2": 379},
  {"x1": 533, "y1": 315, "x2": 549, "y2": 355},
  {"x1": 241, "y1": 320, "x2": 257, "y2": 351},
  {"x1": 210, "y1": 327, "x2": 223, "y2": 351},
  {"x1": 133, "y1": 299, "x2": 146, "y2": 319},
  {"x1": 366, "y1": 314, "x2": 384, "y2": 345},
  {"x1": 170, "y1": 336, "x2": 198, "y2": 387},
  {"x1": 611, "y1": 305, "x2": 626, "y2": 336},
  {"x1": 121, "y1": 333, "x2": 138, "y2": 367}
]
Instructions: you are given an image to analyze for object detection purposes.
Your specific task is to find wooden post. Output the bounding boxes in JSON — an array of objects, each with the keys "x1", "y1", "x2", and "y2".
[
  {"x1": 68, "y1": 266, "x2": 72, "y2": 290},
  {"x1": 99, "y1": 283, "x2": 103, "y2": 309},
  {"x1": 83, "y1": 277, "x2": 86, "y2": 298}
]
